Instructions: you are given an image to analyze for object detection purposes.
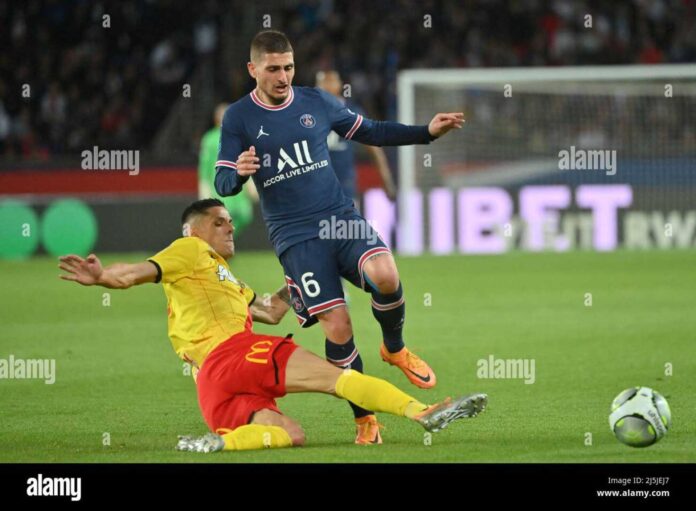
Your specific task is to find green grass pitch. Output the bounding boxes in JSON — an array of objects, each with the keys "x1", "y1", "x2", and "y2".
[{"x1": 0, "y1": 249, "x2": 694, "y2": 463}]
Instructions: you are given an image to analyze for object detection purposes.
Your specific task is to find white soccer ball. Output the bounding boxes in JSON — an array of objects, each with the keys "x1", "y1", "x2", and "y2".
[{"x1": 609, "y1": 386, "x2": 671, "y2": 448}]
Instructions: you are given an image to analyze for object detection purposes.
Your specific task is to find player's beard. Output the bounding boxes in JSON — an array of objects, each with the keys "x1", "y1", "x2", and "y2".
[{"x1": 271, "y1": 84, "x2": 289, "y2": 101}]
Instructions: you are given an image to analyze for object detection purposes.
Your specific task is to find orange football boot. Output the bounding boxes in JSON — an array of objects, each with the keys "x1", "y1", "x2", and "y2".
[
  {"x1": 355, "y1": 415, "x2": 384, "y2": 445},
  {"x1": 380, "y1": 344, "x2": 437, "y2": 389}
]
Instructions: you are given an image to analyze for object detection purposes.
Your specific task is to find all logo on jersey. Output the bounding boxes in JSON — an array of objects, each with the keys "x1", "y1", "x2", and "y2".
[
  {"x1": 278, "y1": 140, "x2": 313, "y2": 172},
  {"x1": 299, "y1": 114, "x2": 316, "y2": 128},
  {"x1": 263, "y1": 139, "x2": 329, "y2": 188}
]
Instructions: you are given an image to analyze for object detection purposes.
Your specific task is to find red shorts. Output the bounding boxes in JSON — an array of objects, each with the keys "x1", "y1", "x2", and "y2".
[{"x1": 196, "y1": 331, "x2": 299, "y2": 433}]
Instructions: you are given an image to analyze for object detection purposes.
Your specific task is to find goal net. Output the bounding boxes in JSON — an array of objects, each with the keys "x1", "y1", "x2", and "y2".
[{"x1": 368, "y1": 65, "x2": 696, "y2": 254}]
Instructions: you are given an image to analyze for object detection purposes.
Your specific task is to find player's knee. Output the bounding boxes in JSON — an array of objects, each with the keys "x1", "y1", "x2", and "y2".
[
  {"x1": 285, "y1": 423, "x2": 305, "y2": 446},
  {"x1": 380, "y1": 276, "x2": 400, "y2": 295},
  {"x1": 364, "y1": 257, "x2": 400, "y2": 294},
  {"x1": 318, "y1": 307, "x2": 353, "y2": 343},
  {"x1": 252, "y1": 408, "x2": 284, "y2": 426},
  {"x1": 371, "y1": 271, "x2": 400, "y2": 295},
  {"x1": 326, "y1": 323, "x2": 353, "y2": 344},
  {"x1": 291, "y1": 428, "x2": 305, "y2": 447}
]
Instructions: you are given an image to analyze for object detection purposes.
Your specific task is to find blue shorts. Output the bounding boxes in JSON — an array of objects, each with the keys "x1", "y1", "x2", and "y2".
[{"x1": 280, "y1": 214, "x2": 391, "y2": 327}]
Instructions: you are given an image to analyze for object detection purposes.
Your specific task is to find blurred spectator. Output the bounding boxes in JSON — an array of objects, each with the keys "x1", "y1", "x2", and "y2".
[
  {"x1": 1, "y1": 0, "x2": 694, "y2": 162},
  {"x1": 281, "y1": 0, "x2": 696, "y2": 119},
  {"x1": 0, "y1": 100, "x2": 10, "y2": 154},
  {"x1": 0, "y1": 0, "x2": 216, "y2": 160}
]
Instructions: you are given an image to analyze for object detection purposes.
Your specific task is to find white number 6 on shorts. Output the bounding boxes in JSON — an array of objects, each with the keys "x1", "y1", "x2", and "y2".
[{"x1": 301, "y1": 272, "x2": 321, "y2": 298}]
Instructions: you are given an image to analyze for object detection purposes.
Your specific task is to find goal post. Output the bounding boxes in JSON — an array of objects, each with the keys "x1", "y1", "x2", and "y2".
[{"x1": 388, "y1": 64, "x2": 696, "y2": 254}]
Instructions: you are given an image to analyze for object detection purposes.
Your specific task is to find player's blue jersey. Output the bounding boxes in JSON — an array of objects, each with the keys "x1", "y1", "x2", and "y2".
[
  {"x1": 215, "y1": 86, "x2": 432, "y2": 255},
  {"x1": 327, "y1": 100, "x2": 363, "y2": 200}
]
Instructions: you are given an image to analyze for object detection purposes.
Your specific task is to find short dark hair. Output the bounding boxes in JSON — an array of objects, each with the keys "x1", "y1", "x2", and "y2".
[
  {"x1": 181, "y1": 198, "x2": 224, "y2": 225},
  {"x1": 250, "y1": 30, "x2": 293, "y2": 62}
]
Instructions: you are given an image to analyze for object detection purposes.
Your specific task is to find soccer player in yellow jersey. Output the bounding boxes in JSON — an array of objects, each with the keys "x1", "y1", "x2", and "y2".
[{"x1": 59, "y1": 199, "x2": 487, "y2": 452}]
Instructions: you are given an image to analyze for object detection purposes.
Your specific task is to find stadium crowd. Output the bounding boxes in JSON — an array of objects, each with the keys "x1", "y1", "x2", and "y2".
[
  {"x1": 1, "y1": 0, "x2": 694, "y2": 161},
  {"x1": 0, "y1": 0, "x2": 220, "y2": 159}
]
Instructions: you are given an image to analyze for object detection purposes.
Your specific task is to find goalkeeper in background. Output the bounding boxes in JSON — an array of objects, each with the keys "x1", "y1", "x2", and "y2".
[{"x1": 199, "y1": 103, "x2": 258, "y2": 236}]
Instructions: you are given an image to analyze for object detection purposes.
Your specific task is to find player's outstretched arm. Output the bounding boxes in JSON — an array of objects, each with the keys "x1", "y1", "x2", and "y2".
[
  {"x1": 340, "y1": 112, "x2": 465, "y2": 147},
  {"x1": 59, "y1": 254, "x2": 157, "y2": 289},
  {"x1": 322, "y1": 89, "x2": 464, "y2": 147},
  {"x1": 249, "y1": 285, "x2": 292, "y2": 325}
]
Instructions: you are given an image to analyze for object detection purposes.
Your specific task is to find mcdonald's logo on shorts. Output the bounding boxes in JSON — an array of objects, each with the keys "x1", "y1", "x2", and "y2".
[{"x1": 245, "y1": 340, "x2": 273, "y2": 365}]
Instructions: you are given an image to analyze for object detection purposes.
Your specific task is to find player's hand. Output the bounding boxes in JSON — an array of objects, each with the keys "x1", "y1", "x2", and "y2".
[
  {"x1": 59, "y1": 254, "x2": 104, "y2": 286},
  {"x1": 428, "y1": 112, "x2": 465, "y2": 138},
  {"x1": 236, "y1": 145, "x2": 260, "y2": 176}
]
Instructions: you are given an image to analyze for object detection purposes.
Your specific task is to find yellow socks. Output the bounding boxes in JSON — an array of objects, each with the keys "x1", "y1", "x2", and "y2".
[
  {"x1": 216, "y1": 424, "x2": 293, "y2": 451},
  {"x1": 404, "y1": 400, "x2": 430, "y2": 419},
  {"x1": 335, "y1": 369, "x2": 428, "y2": 419},
  {"x1": 210, "y1": 371, "x2": 430, "y2": 452}
]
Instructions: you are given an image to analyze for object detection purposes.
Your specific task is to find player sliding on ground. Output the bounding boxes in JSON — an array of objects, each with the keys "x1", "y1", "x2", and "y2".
[
  {"x1": 58, "y1": 199, "x2": 487, "y2": 453},
  {"x1": 214, "y1": 30, "x2": 465, "y2": 443}
]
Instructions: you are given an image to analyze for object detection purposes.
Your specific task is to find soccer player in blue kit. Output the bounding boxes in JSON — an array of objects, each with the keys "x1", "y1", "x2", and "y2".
[{"x1": 215, "y1": 30, "x2": 464, "y2": 444}]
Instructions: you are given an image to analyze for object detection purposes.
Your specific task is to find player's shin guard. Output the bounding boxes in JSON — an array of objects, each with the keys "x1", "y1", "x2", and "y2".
[
  {"x1": 217, "y1": 425, "x2": 293, "y2": 451},
  {"x1": 335, "y1": 369, "x2": 428, "y2": 419},
  {"x1": 371, "y1": 282, "x2": 405, "y2": 353},
  {"x1": 325, "y1": 337, "x2": 373, "y2": 419}
]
